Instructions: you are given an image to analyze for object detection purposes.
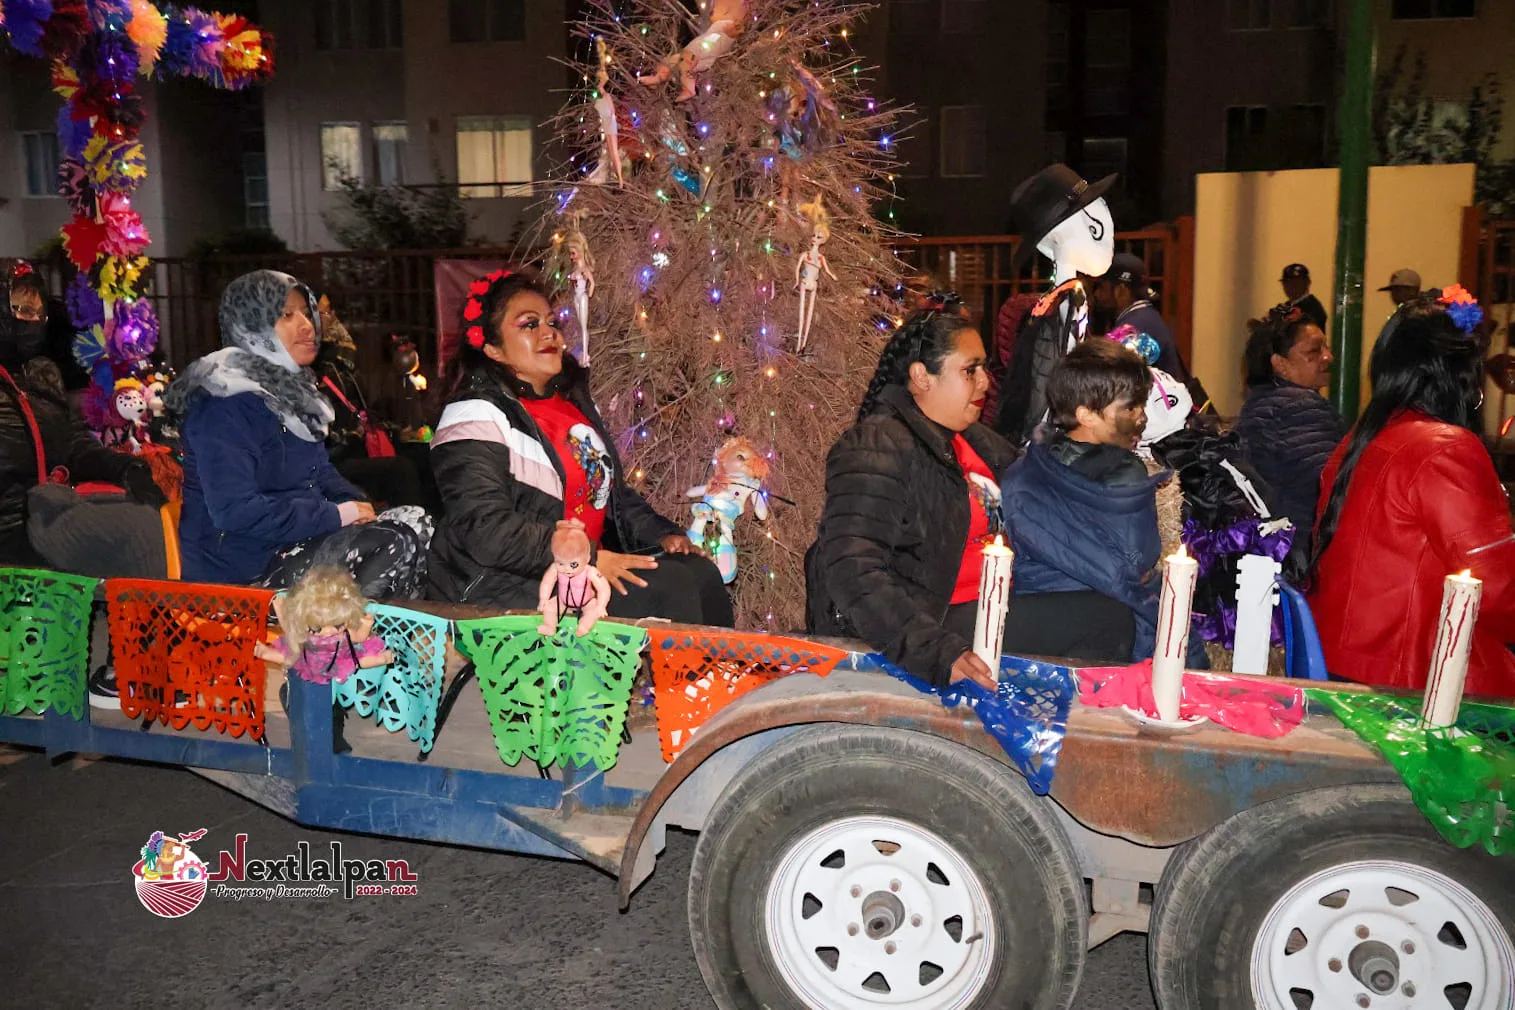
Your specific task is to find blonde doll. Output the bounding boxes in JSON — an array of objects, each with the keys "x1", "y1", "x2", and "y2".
[{"x1": 255, "y1": 566, "x2": 394, "y2": 685}]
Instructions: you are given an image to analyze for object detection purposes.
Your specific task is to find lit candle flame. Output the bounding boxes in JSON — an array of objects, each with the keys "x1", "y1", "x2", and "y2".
[{"x1": 1175, "y1": 542, "x2": 1189, "y2": 561}]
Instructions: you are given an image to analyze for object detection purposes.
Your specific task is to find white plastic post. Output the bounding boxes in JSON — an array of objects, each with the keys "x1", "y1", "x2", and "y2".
[{"x1": 1232, "y1": 554, "x2": 1282, "y2": 675}]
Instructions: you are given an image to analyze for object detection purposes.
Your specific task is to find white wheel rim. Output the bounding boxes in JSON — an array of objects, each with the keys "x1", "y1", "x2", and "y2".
[
  {"x1": 763, "y1": 815, "x2": 996, "y2": 1009},
  {"x1": 1250, "y1": 859, "x2": 1514, "y2": 1010}
]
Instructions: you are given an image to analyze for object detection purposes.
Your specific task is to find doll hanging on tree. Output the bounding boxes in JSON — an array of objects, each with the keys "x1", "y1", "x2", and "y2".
[
  {"x1": 586, "y1": 39, "x2": 624, "y2": 186},
  {"x1": 686, "y1": 436, "x2": 770, "y2": 584},
  {"x1": 793, "y1": 196, "x2": 837, "y2": 354},
  {"x1": 566, "y1": 232, "x2": 597, "y2": 365},
  {"x1": 637, "y1": 0, "x2": 746, "y2": 103}
]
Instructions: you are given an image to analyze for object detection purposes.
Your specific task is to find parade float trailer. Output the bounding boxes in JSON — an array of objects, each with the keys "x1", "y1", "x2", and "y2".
[{"x1": 0, "y1": 577, "x2": 1509, "y2": 1010}]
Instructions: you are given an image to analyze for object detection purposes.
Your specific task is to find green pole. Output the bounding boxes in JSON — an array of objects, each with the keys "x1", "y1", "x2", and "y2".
[{"x1": 1329, "y1": 0, "x2": 1376, "y2": 422}]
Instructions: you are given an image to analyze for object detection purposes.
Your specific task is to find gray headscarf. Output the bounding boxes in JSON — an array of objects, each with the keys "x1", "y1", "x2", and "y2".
[{"x1": 163, "y1": 270, "x2": 336, "y2": 441}]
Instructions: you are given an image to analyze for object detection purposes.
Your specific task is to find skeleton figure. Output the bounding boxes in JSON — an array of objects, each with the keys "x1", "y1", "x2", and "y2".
[
  {"x1": 538, "y1": 522, "x2": 611, "y2": 637},
  {"x1": 686, "y1": 436, "x2": 770, "y2": 584}
]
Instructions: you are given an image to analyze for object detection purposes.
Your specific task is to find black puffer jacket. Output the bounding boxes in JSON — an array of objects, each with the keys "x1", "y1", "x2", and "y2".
[
  {"x1": 1234, "y1": 378, "x2": 1345, "y2": 537},
  {"x1": 0, "y1": 356, "x2": 154, "y2": 562},
  {"x1": 807, "y1": 385, "x2": 1019, "y2": 686},
  {"x1": 425, "y1": 358, "x2": 683, "y2": 607}
]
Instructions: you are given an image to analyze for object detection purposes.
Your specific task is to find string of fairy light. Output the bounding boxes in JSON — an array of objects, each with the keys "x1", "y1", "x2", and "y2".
[{"x1": 534, "y1": 0, "x2": 905, "y2": 628}]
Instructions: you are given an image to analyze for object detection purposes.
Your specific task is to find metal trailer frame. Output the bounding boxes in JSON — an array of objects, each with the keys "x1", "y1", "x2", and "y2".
[{"x1": 0, "y1": 609, "x2": 1409, "y2": 951}]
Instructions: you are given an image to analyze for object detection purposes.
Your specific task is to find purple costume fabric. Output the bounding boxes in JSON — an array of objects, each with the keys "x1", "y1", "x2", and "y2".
[{"x1": 271, "y1": 632, "x2": 388, "y2": 685}]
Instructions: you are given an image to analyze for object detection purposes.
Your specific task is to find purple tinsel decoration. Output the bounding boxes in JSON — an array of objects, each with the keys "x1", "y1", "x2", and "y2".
[
  {"x1": 86, "y1": 28, "x2": 140, "y2": 88},
  {"x1": 5, "y1": 0, "x2": 54, "y2": 57},
  {"x1": 66, "y1": 274, "x2": 106, "y2": 331},
  {"x1": 86, "y1": 0, "x2": 131, "y2": 31},
  {"x1": 1182, "y1": 517, "x2": 1293, "y2": 579},
  {"x1": 108, "y1": 299, "x2": 159, "y2": 362},
  {"x1": 158, "y1": 6, "x2": 223, "y2": 79},
  {"x1": 56, "y1": 104, "x2": 94, "y2": 161},
  {"x1": 1194, "y1": 600, "x2": 1286, "y2": 650}
]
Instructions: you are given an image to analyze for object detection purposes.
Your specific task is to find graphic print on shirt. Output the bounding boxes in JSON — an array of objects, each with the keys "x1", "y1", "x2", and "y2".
[
  {"x1": 967, "y1": 472, "x2": 1004, "y2": 539},
  {"x1": 567, "y1": 423, "x2": 613, "y2": 512}
]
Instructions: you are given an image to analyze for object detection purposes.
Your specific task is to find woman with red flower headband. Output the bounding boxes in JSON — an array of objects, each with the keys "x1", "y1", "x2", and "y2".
[
  {"x1": 426, "y1": 269, "x2": 732, "y2": 626},
  {"x1": 1307, "y1": 290, "x2": 1515, "y2": 696}
]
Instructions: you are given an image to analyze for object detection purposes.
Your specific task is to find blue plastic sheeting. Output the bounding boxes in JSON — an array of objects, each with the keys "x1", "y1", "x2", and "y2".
[{"x1": 866, "y1": 653, "x2": 1076, "y2": 795}]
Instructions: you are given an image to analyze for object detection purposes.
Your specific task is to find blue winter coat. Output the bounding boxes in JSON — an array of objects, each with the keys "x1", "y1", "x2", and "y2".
[
  {"x1": 178, "y1": 392, "x2": 364, "y2": 584},
  {"x1": 1234, "y1": 379, "x2": 1345, "y2": 540},
  {"x1": 1001, "y1": 433, "x2": 1207, "y2": 666}
]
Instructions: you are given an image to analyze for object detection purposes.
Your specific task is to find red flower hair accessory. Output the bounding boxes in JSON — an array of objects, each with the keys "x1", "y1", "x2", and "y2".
[
  {"x1": 462, "y1": 269, "x2": 517, "y2": 349},
  {"x1": 11, "y1": 262, "x2": 34, "y2": 278}
]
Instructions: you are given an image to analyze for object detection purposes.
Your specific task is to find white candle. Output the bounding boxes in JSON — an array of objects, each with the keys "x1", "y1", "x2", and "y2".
[
  {"x1": 1152, "y1": 543, "x2": 1199, "y2": 722},
  {"x1": 1422, "y1": 569, "x2": 1483, "y2": 727},
  {"x1": 973, "y1": 535, "x2": 1015, "y2": 674}
]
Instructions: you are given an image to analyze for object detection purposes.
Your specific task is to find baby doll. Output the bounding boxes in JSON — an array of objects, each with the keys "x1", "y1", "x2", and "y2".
[
  {"x1": 539, "y1": 521, "x2": 611, "y2": 637},
  {"x1": 254, "y1": 566, "x2": 394, "y2": 685}
]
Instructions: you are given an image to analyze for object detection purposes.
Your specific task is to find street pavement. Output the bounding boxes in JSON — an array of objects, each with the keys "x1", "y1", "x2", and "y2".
[{"x1": 0, "y1": 750, "x2": 1157, "y2": 1009}]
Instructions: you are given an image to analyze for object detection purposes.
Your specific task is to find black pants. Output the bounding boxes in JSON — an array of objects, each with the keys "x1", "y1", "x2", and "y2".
[
  {"x1": 255, "y1": 517, "x2": 429, "y2": 600},
  {"x1": 946, "y1": 590, "x2": 1135, "y2": 664},
  {"x1": 605, "y1": 552, "x2": 734, "y2": 627}
]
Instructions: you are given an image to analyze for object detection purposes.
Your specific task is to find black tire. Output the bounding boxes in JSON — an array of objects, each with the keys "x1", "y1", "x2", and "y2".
[
  {"x1": 1149, "y1": 783, "x2": 1515, "y2": 1010},
  {"x1": 688, "y1": 724, "x2": 1087, "y2": 1010}
]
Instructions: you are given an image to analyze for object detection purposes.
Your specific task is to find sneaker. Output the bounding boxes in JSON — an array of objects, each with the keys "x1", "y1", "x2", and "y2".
[{"x1": 87, "y1": 666, "x2": 120, "y2": 710}]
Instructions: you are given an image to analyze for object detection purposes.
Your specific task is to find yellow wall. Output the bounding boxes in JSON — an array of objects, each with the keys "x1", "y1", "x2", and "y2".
[{"x1": 1192, "y1": 162, "x2": 1476, "y2": 417}]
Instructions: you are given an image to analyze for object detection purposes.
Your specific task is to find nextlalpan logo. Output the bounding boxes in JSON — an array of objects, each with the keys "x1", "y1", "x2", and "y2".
[{"x1": 133, "y1": 830, "x2": 419, "y2": 916}]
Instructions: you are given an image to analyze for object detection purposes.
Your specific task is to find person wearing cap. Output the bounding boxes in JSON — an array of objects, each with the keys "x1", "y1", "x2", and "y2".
[
  {"x1": 995, "y1": 163, "x2": 1118, "y2": 444},
  {"x1": 1380, "y1": 268, "x2": 1422, "y2": 307},
  {"x1": 1093, "y1": 252, "x2": 1188, "y2": 380},
  {"x1": 1280, "y1": 263, "x2": 1327, "y2": 330}
]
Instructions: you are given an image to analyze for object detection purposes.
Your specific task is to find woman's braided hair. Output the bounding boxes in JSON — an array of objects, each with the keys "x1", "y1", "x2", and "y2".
[{"x1": 856, "y1": 292, "x2": 973, "y2": 422}]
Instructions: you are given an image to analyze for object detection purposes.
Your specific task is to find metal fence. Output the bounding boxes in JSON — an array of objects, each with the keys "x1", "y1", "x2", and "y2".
[
  {"x1": 889, "y1": 221, "x2": 1196, "y2": 361},
  {"x1": 33, "y1": 226, "x2": 1196, "y2": 375}
]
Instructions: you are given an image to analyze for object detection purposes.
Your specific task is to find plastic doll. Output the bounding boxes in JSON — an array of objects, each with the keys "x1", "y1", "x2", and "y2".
[
  {"x1": 254, "y1": 565, "x2": 394, "y2": 685},
  {"x1": 794, "y1": 196, "x2": 837, "y2": 353},
  {"x1": 686, "y1": 436, "x2": 770, "y2": 584},
  {"x1": 539, "y1": 521, "x2": 611, "y2": 637},
  {"x1": 637, "y1": 0, "x2": 745, "y2": 102}
]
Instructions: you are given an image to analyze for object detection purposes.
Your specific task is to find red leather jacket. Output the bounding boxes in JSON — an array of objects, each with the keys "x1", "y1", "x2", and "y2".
[{"x1": 1308, "y1": 411, "x2": 1515, "y2": 697}]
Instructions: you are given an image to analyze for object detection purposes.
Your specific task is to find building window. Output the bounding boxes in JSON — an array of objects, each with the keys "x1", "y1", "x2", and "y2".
[
  {"x1": 1391, "y1": 0, "x2": 1475, "y2": 17},
  {"x1": 368, "y1": 0, "x2": 403, "y2": 48},
  {"x1": 1045, "y1": 0, "x2": 1070, "y2": 127},
  {"x1": 448, "y1": 0, "x2": 525, "y2": 43},
  {"x1": 939, "y1": 106, "x2": 986, "y2": 178},
  {"x1": 314, "y1": 0, "x2": 356, "y2": 50},
  {"x1": 1225, "y1": 104, "x2": 1326, "y2": 171},
  {"x1": 1280, "y1": 0, "x2": 1330, "y2": 27},
  {"x1": 243, "y1": 151, "x2": 270, "y2": 230},
  {"x1": 888, "y1": 0, "x2": 932, "y2": 36},
  {"x1": 940, "y1": 0, "x2": 986, "y2": 35},
  {"x1": 456, "y1": 116, "x2": 532, "y2": 198},
  {"x1": 1084, "y1": 9, "x2": 1131, "y2": 117},
  {"x1": 1228, "y1": 0, "x2": 1271, "y2": 30},
  {"x1": 22, "y1": 132, "x2": 59, "y2": 197},
  {"x1": 373, "y1": 121, "x2": 408, "y2": 186},
  {"x1": 321, "y1": 122, "x2": 363, "y2": 190},
  {"x1": 1081, "y1": 137, "x2": 1128, "y2": 183}
]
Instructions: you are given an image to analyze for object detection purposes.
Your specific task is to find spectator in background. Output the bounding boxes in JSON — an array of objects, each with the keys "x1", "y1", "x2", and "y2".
[
  {"x1": 1235, "y1": 306, "x2": 1344, "y2": 563},
  {"x1": 1091, "y1": 252, "x2": 1188, "y2": 380},
  {"x1": 1379, "y1": 268, "x2": 1422, "y2": 306},
  {"x1": 8, "y1": 262, "x2": 89, "y2": 392},
  {"x1": 311, "y1": 298, "x2": 427, "y2": 510},
  {"x1": 1280, "y1": 263, "x2": 1328, "y2": 330},
  {"x1": 1309, "y1": 292, "x2": 1514, "y2": 696}
]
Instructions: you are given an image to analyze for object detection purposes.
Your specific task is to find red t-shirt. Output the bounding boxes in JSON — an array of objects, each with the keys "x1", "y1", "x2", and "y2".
[
  {"x1": 520, "y1": 395, "x2": 612, "y2": 545},
  {"x1": 951, "y1": 434, "x2": 1003, "y2": 605}
]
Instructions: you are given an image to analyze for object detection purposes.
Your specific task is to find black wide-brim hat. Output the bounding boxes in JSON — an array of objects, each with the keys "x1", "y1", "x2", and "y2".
[{"x1": 1011, "y1": 164, "x2": 1118, "y2": 268}]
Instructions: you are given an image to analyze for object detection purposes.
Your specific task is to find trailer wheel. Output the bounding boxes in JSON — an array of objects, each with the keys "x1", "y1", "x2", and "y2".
[
  {"x1": 1149, "y1": 784, "x2": 1515, "y2": 1010},
  {"x1": 688, "y1": 724, "x2": 1086, "y2": 1010}
]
